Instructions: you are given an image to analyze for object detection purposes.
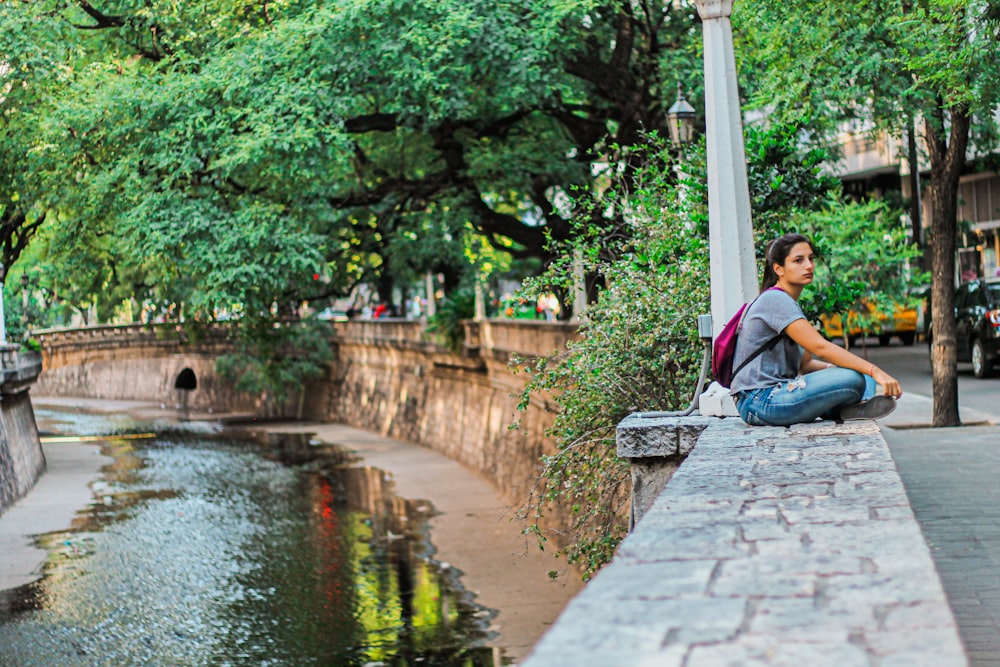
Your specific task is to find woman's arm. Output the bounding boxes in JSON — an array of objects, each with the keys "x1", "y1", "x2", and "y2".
[
  {"x1": 800, "y1": 350, "x2": 834, "y2": 375},
  {"x1": 785, "y1": 319, "x2": 903, "y2": 398}
]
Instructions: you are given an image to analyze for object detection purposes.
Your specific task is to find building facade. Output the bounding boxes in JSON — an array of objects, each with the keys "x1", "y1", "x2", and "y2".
[{"x1": 830, "y1": 120, "x2": 1000, "y2": 282}]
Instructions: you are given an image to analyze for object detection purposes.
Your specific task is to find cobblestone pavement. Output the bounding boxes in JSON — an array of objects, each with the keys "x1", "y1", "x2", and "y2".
[{"x1": 883, "y1": 422, "x2": 1000, "y2": 667}]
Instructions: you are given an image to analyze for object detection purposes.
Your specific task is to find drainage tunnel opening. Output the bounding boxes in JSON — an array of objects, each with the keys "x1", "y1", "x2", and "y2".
[{"x1": 174, "y1": 368, "x2": 197, "y2": 391}]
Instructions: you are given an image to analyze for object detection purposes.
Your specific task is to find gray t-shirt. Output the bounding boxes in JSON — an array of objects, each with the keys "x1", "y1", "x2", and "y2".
[{"x1": 729, "y1": 288, "x2": 806, "y2": 395}]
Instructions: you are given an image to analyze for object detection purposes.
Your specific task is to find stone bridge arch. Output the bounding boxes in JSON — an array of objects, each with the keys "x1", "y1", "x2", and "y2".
[{"x1": 32, "y1": 324, "x2": 261, "y2": 413}]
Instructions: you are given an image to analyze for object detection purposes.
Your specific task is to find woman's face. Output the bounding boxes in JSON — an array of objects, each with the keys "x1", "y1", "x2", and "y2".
[{"x1": 775, "y1": 241, "x2": 816, "y2": 287}]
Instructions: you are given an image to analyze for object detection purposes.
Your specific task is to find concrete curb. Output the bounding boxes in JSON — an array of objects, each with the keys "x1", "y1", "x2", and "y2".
[
  {"x1": 879, "y1": 392, "x2": 998, "y2": 430},
  {"x1": 0, "y1": 441, "x2": 111, "y2": 591}
]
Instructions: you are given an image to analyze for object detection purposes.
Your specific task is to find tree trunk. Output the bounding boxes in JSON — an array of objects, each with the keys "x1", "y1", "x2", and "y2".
[{"x1": 926, "y1": 105, "x2": 970, "y2": 427}]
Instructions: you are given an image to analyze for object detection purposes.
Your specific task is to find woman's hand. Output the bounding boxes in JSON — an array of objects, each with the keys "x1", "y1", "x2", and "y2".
[{"x1": 871, "y1": 366, "x2": 902, "y2": 398}]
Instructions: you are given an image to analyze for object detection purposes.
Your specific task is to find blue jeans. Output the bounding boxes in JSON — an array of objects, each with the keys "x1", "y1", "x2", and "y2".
[{"x1": 735, "y1": 368, "x2": 876, "y2": 427}]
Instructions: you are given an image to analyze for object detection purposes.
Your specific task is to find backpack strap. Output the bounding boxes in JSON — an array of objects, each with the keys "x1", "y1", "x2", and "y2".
[
  {"x1": 730, "y1": 286, "x2": 787, "y2": 383},
  {"x1": 730, "y1": 332, "x2": 785, "y2": 381}
]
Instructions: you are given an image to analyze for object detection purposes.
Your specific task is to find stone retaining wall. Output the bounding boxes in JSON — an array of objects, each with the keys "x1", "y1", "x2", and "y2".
[
  {"x1": 0, "y1": 392, "x2": 44, "y2": 518},
  {"x1": 32, "y1": 319, "x2": 578, "y2": 503},
  {"x1": 304, "y1": 319, "x2": 577, "y2": 500},
  {"x1": 33, "y1": 352, "x2": 265, "y2": 414},
  {"x1": 0, "y1": 349, "x2": 44, "y2": 518},
  {"x1": 523, "y1": 417, "x2": 967, "y2": 666}
]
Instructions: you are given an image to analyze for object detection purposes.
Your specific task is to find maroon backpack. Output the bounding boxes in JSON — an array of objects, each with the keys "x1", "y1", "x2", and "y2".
[{"x1": 712, "y1": 289, "x2": 785, "y2": 388}]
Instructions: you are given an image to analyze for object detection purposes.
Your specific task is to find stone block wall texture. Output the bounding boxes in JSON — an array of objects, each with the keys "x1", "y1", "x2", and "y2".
[
  {"x1": 308, "y1": 320, "x2": 574, "y2": 501},
  {"x1": 523, "y1": 418, "x2": 967, "y2": 667},
  {"x1": 617, "y1": 414, "x2": 715, "y2": 526},
  {"x1": 33, "y1": 353, "x2": 266, "y2": 414},
  {"x1": 0, "y1": 391, "x2": 45, "y2": 517}
]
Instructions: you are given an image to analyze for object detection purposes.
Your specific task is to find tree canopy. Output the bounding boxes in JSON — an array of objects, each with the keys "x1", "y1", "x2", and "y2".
[{"x1": 3, "y1": 0, "x2": 706, "y2": 326}]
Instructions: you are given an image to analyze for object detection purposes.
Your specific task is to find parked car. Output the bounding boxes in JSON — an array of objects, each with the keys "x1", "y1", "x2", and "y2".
[
  {"x1": 927, "y1": 278, "x2": 1000, "y2": 378},
  {"x1": 820, "y1": 299, "x2": 918, "y2": 347}
]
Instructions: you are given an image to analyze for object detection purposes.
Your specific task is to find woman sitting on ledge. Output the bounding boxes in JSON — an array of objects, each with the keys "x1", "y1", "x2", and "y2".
[{"x1": 730, "y1": 233, "x2": 902, "y2": 427}]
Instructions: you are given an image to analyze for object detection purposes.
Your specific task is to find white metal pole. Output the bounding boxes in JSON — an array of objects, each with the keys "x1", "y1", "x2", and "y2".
[
  {"x1": 424, "y1": 271, "x2": 436, "y2": 318},
  {"x1": 474, "y1": 278, "x2": 486, "y2": 321},
  {"x1": 0, "y1": 282, "x2": 6, "y2": 345},
  {"x1": 571, "y1": 247, "x2": 587, "y2": 321},
  {"x1": 694, "y1": 0, "x2": 758, "y2": 337},
  {"x1": 0, "y1": 263, "x2": 7, "y2": 344}
]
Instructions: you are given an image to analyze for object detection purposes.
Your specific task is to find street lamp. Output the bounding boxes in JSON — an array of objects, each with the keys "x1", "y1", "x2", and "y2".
[{"x1": 666, "y1": 83, "x2": 697, "y2": 146}]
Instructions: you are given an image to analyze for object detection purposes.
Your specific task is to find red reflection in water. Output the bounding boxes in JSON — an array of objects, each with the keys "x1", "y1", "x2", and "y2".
[{"x1": 310, "y1": 475, "x2": 344, "y2": 611}]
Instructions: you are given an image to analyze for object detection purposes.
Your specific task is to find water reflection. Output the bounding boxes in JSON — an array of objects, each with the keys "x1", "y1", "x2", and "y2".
[{"x1": 0, "y1": 412, "x2": 503, "y2": 666}]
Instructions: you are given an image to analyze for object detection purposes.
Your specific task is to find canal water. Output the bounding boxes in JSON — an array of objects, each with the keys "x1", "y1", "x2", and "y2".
[{"x1": 0, "y1": 407, "x2": 503, "y2": 666}]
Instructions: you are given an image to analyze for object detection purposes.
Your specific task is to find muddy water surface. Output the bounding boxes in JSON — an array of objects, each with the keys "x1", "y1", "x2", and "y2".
[{"x1": 0, "y1": 408, "x2": 502, "y2": 666}]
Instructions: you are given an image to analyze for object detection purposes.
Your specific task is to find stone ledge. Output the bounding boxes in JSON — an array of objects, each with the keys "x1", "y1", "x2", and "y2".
[
  {"x1": 616, "y1": 414, "x2": 715, "y2": 459},
  {"x1": 616, "y1": 414, "x2": 716, "y2": 527},
  {"x1": 522, "y1": 417, "x2": 967, "y2": 666}
]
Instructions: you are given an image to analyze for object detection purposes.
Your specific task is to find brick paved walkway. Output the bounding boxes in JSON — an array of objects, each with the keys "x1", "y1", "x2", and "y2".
[{"x1": 883, "y1": 424, "x2": 1000, "y2": 667}]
